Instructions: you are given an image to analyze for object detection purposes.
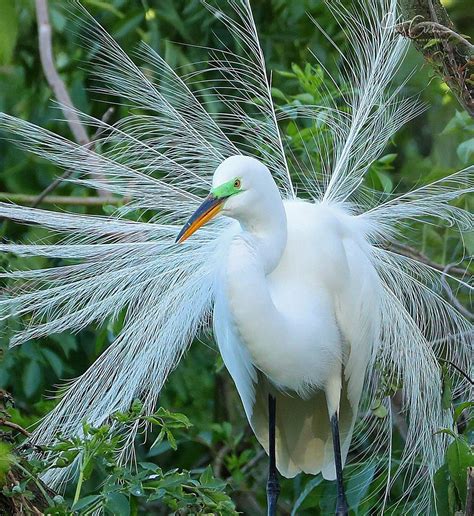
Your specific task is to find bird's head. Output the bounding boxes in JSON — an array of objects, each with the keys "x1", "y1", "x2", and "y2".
[{"x1": 176, "y1": 155, "x2": 279, "y2": 243}]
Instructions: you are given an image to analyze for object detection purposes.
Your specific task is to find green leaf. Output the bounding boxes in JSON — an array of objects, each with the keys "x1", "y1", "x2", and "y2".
[
  {"x1": 22, "y1": 360, "x2": 42, "y2": 398},
  {"x1": 370, "y1": 399, "x2": 388, "y2": 418},
  {"x1": 0, "y1": 443, "x2": 13, "y2": 483},
  {"x1": 165, "y1": 428, "x2": 177, "y2": 450},
  {"x1": 442, "y1": 110, "x2": 474, "y2": 135},
  {"x1": 151, "y1": 428, "x2": 166, "y2": 449},
  {"x1": 347, "y1": 464, "x2": 376, "y2": 513},
  {"x1": 448, "y1": 479, "x2": 457, "y2": 514},
  {"x1": 446, "y1": 437, "x2": 474, "y2": 507},
  {"x1": 275, "y1": 69, "x2": 296, "y2": 79},
  {"x1": 457, "y1": 138, "x2": 474, "y2": 164},
  {"x1": 106, "y1": 493, "x2": 130, "y2": 516},
  {"x1": 83, "y1": 0, "x2": 125, "y2": 18},
  {"x1": 434, "y1": 464, "x2": 450, "y2": 516},
  {"x1": 41, "y1": 349, "x2": 64, "y2": 377},
  {"x1": 71, "y1": 494, "x2": 102, "y2": 511},
  {"x1": 199, "y1": 465, "x2": 214, "y2": 486},
  {"x1": 378, "y1": 153, "x2": 397, "y2": 165},
  {"x1": 423, "y1": 38, "x2": 441, "y2": 49},
  {"x1": 367, "y1": 167, "x2": 393, "y2": 193},
  {"x1": 293, "y1": 93, "x2": 313, "y2": 103},
  {"x1": 372, "y1": 404, "x2": 388, "y2": 418},
  {"x1": 0, "y1": 0, "x2": 18, "y2": 65},
  {"x1": 271, "y1": 87, "x2": 287, "y2": 102},
  {"x1": 453, "y1": 401, "x2": 474, "y2": 423},
  {"x1": 291, "y1": 476, "x2": 324, "y2": 515}
]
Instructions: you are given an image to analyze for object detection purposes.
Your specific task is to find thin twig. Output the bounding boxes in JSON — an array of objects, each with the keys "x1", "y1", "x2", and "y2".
[
  {"x1": 431, "y1": 329, "x2": 474, "y2": 347},
  {"x1": 391, "y1": 391, "x2": 408, "y2": 440},
  {"x1": 0, "y1": 419, "x2": 30, "y2": 437},
  {"x1": 0, "y1": 193, "x2": 121, "y2": 207},
  {"x1": 7, "y1": 471, "x2": 44, "y2": 515},
  {"x1": 438, "y1": 358, "x2": 474, "y2": 385},
  {"x1": 213, "y1": 444, "x2": 232, "y2": 478},
  {"x1": 34, "y1": 0, "x2": 108, "y2": 197},
  {"x1": 441, "y1": 263, "x2": 473, "y2": 320},
  {"x1": 389, "y1": 241, "x2": 469, "y2": 277},
  {"x1": 231, "y1": 449, "x2": 266, "y2": 480},
  {"x1": 397, "y1": 21, "x2": 474, "y2": 49}
]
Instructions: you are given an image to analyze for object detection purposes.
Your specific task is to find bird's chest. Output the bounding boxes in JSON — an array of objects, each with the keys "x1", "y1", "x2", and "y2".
[{"x1": 223, "y1": 239, "x2": 342, "y2": 392}]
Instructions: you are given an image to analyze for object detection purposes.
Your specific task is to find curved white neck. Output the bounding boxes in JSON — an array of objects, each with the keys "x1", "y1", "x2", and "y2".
[
  {"x1": 235, "y1": 193, "x2": 287, "y2": 274},
  {"x1": 223, "y1": 196, "x2": 288, "y2": 380}
]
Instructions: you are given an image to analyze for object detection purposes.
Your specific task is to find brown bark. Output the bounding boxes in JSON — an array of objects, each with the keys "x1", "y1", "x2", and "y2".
[{"x1": 398, "y1": 0, "x2": 474, "y2": 117}]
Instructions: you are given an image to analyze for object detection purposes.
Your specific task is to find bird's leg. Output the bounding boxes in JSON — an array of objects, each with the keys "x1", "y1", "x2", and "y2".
[
  {"x1": 267, "y1": 393, "x2": 280, "y2": 516},
  {"x1": 331, "y1": 412, "x2": 348, "y2": 516}
]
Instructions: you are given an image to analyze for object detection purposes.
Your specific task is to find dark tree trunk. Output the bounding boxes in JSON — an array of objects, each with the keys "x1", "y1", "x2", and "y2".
[{"x1": 398, "y1": 0, "x2": 474, "y2": 117}]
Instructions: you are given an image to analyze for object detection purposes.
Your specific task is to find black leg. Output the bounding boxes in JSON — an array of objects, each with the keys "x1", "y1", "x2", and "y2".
[
  {"x1": 330, "y1": 413, "x2": 348, "y2": 516},
  {"x1": 267, "y1": 394, "x2": 280, "y2": 516}
]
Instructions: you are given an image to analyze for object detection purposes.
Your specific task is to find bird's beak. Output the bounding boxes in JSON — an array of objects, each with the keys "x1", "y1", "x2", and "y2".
[{"x1": 176, "y1": 194, "x2": 224, "y2": 243}]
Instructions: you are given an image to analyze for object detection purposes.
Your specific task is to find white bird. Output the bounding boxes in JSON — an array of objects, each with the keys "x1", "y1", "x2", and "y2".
[
  {"x1": 0, "y1": 0, "x2": 472, "y2": 514},
  {"x1": 176, "y1": 155, "x2": 382, "y2": 513}
]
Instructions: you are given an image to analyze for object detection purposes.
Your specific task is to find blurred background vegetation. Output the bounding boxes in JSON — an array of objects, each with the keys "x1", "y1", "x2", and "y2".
[{"x1": 0, "y1": 0, "x2": 472, "y2": 514}]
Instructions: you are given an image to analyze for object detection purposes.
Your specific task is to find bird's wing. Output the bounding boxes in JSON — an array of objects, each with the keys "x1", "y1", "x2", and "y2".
[
  {"x1": 213, "y1": 266, "x2": 258, "y2": 421},
  {"x1": 336, "y1": 232, "x2": 382, "y2": 408}
]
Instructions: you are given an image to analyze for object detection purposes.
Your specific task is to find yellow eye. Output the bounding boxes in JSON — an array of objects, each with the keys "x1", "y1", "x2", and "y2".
[{"x1": 234, "y1": 179, "x2": 241, "y2": 189}]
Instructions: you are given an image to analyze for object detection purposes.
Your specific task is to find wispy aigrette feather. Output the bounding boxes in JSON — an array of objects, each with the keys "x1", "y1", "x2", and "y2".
[{"x1": 0, "y1": 0, "x2": 472, "y2": 511}]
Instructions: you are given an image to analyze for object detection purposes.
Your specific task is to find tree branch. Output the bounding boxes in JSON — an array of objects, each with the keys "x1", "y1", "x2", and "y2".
[
  {"x1": 397, "y1": 21, "x2": 473, "y2": 50},
  {"x1": 0, "y1": 193, "x2": 121, "y2": 207},
  {"x1": 467, "y1": 467, "x2": 474, "y2": 516},
  {"x1": 398, "y1": 0, "x2": 474, "y2": 117},
  {"x1": 32, "y1": 107, "x2": 115, "y2": 208},
  {"x1": 389, "y1": 241, "x2": 469, "y2": 277},
  {"x1": 34, "y1": 0, "x2": 108, "y2": 198},
  {"x1": 441, "y1": 263, "x2": 473, "y2": 320},
  {"x1": 0, "y1": 419, "x2": 30, "y2": 438},
  {"x1": 35, "y1": 0, "x2": 89, "y2": 146}
]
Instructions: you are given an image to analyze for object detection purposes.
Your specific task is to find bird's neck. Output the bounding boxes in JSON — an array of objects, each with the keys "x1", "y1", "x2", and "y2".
[
  {"x1": 221, "y1": 193, "x2": 288, "y2": 378},
  {"x1": 237, "y1": 198, "x2": 287, "y2": 274},
  {"x1": 224, "y1": 222, "x2": 288, "y2": 381}
]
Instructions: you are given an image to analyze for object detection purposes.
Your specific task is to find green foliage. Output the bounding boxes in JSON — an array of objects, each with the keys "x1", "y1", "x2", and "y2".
[
  {"x1": 0, "y1": 443, "x2": 13, "y2": 484},
  {"x1": 435, "y1": 432, "x2": 474, "y2": 514},
  {"x1": 2, "y1": 404, "x2": 235, "y2": 515},
  {"x1": 0, "y1": 0, "x2": 472, "y2": 514},
  {"x1": 0, "y1": 0, "x2": 18, "y2": 66}
]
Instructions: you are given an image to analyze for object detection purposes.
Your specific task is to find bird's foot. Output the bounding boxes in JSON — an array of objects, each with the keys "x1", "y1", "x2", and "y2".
[
  {"x1": 266, "y1": 476, "x2": 280, "y2": 516},
  {"x1": 335, "y1": 497, "x2": 348, "y2": 516}
]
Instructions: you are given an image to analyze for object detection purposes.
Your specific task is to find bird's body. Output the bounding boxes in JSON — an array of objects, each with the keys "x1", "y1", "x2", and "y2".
[{"x1": 211, "y1": 157, "x2": 381, "y2": 480}]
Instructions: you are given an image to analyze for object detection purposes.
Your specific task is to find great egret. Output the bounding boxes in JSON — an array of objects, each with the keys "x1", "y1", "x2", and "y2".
[
  {"x1": 0, "y1": 0, "x2": 471, "y2": 514},
  {"x1": 176, "y1": 154, "x2": 382, "y2": 513}
]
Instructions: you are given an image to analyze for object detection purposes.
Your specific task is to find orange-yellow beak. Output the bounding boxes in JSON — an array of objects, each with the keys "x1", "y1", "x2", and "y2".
[{"x1": 176, "y1": 194, "x2": 224, "y2": 243}]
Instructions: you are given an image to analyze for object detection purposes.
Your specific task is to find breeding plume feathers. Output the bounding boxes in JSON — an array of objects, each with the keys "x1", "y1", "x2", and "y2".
[{"x1": 0, "y1": 0, "x2": 472, "y2": 511}]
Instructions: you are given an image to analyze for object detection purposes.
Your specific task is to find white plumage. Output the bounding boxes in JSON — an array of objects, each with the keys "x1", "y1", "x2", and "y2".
[
  {"x1": 211, "y1": 156, "x2": 380, "y2": 481},
  {"x1": 0, "y1": 0, "x2": 471, "y2": 512}
]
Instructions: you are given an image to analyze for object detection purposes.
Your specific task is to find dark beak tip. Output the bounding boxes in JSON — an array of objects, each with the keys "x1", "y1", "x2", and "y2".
[
  {"x1": 175, "y1": 194, "x2": 222, "y2": 244},
  {"x1": 175, "y1": 226, "x2": 187, "y2": 244}
]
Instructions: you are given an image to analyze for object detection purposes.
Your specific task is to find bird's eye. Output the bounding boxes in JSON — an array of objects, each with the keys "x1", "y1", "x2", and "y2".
[{"x1": 234, "y1": 179, "x2": 241, "y2": 189}]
